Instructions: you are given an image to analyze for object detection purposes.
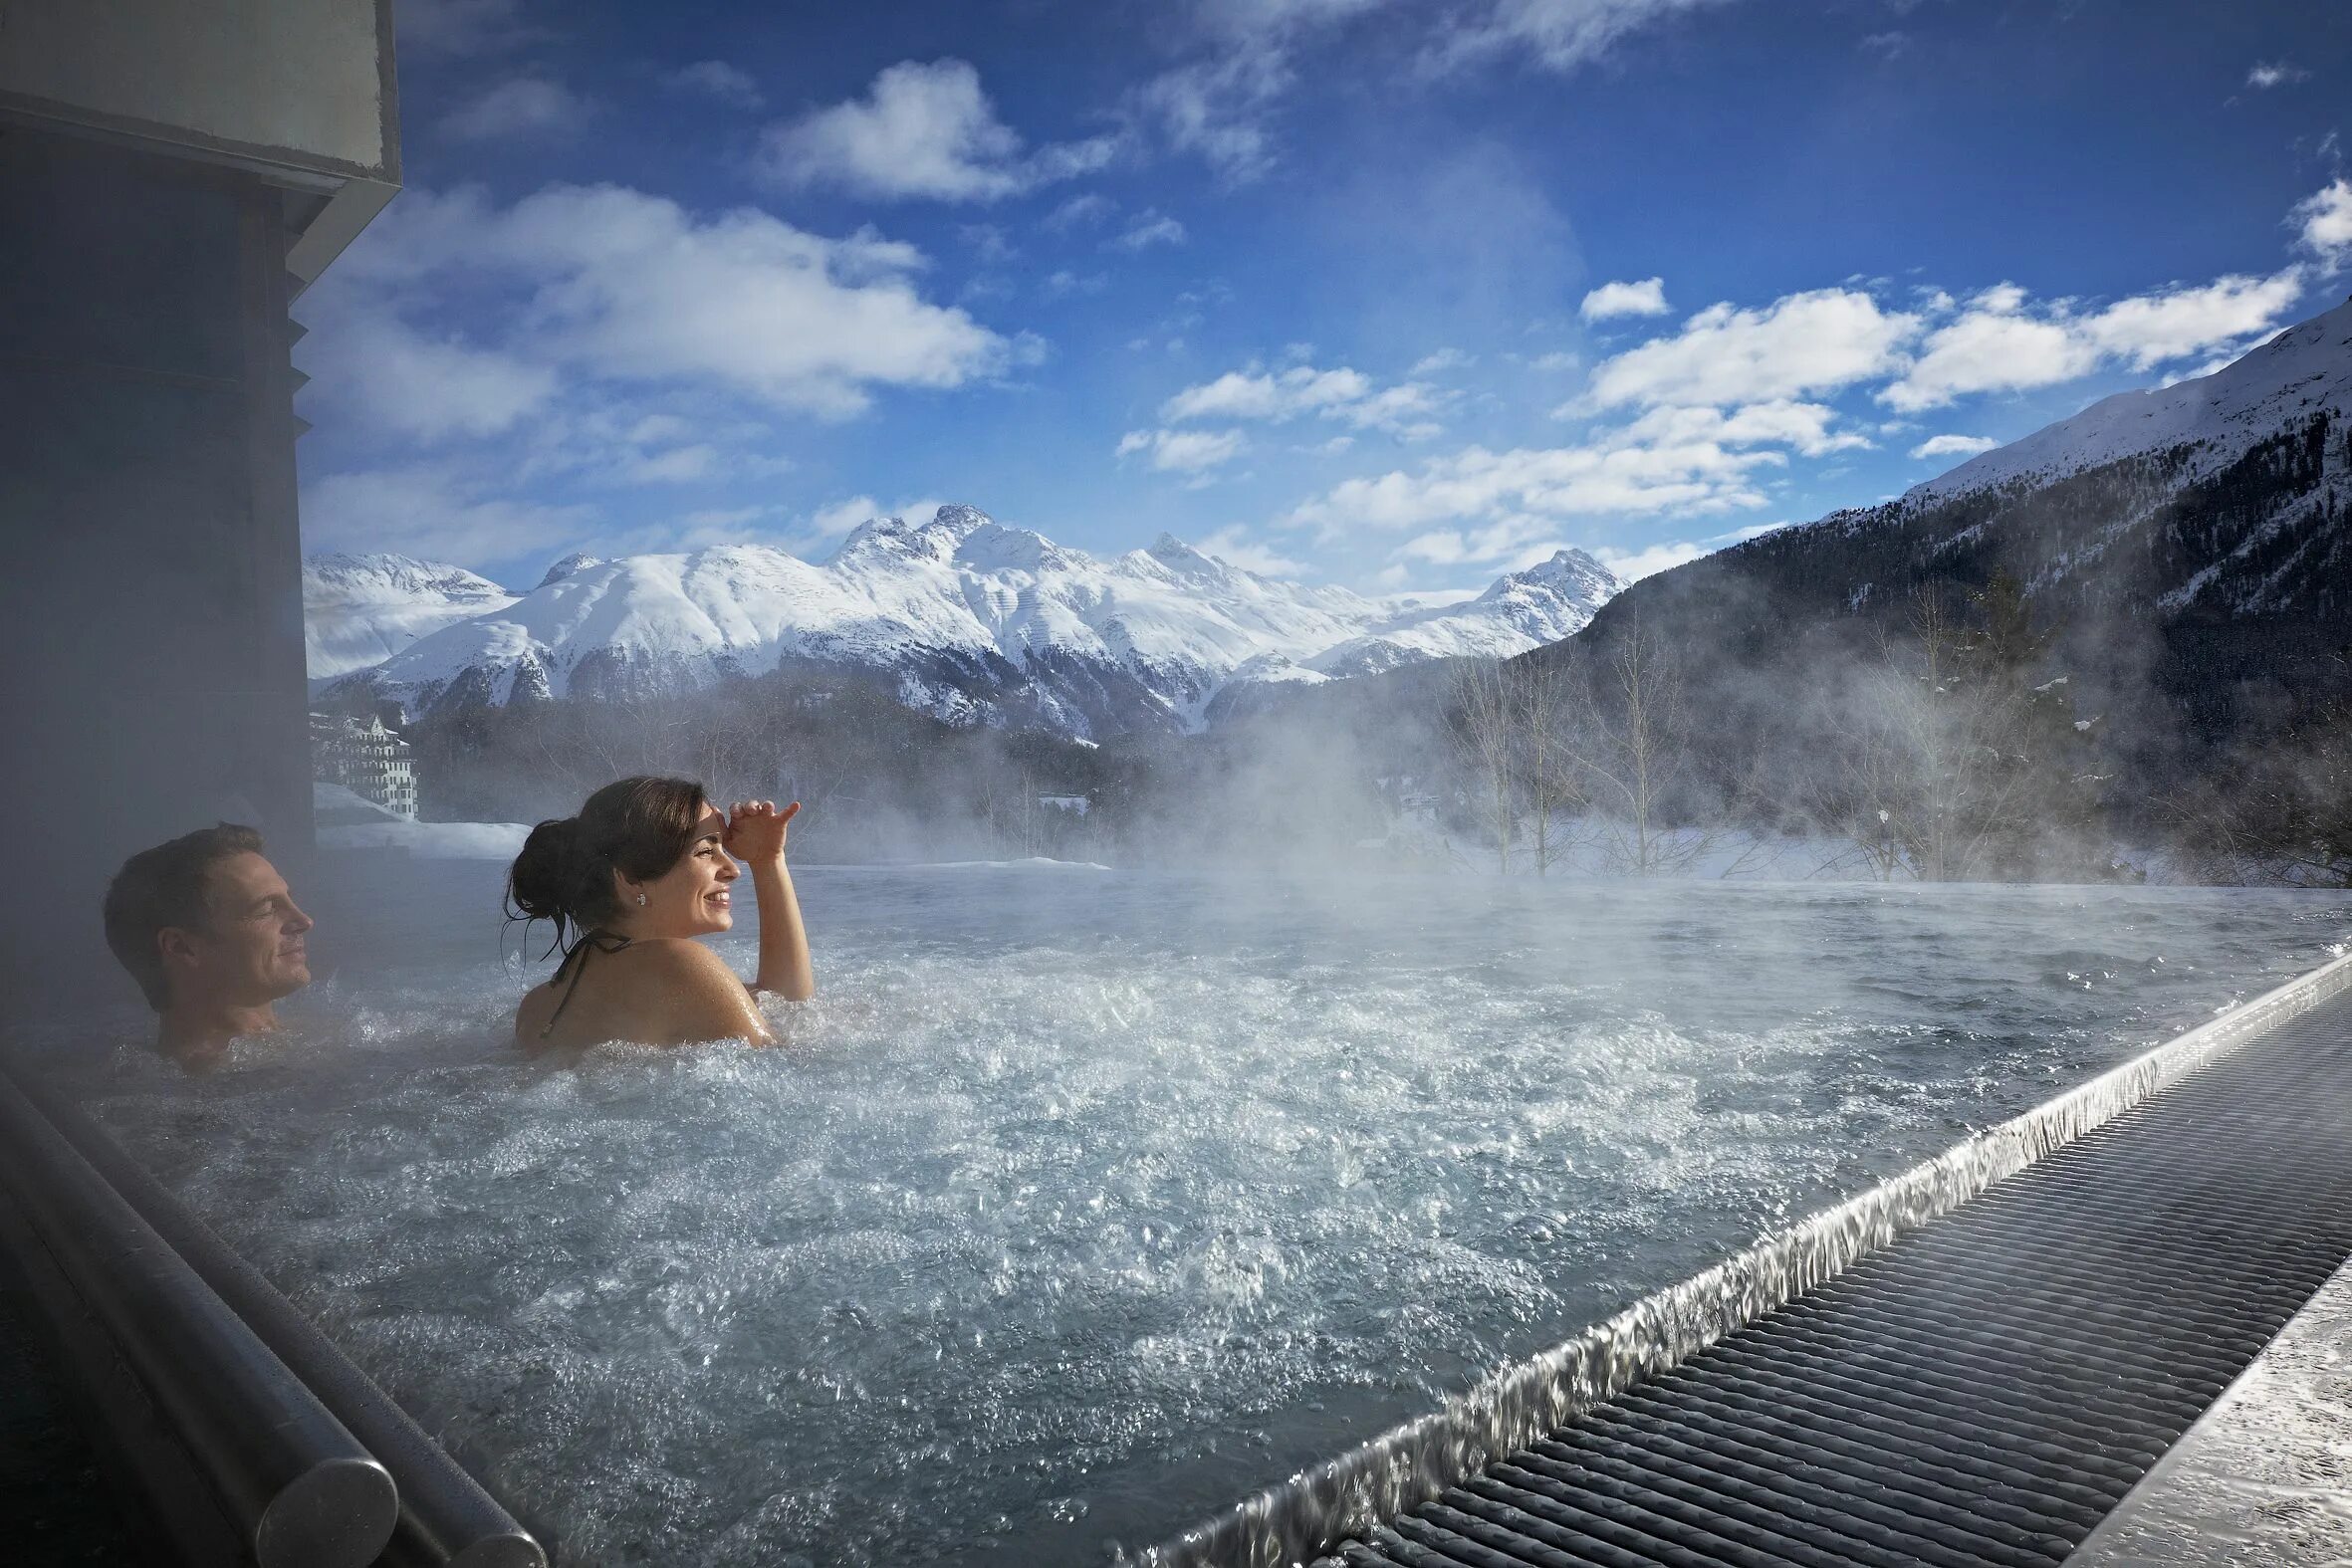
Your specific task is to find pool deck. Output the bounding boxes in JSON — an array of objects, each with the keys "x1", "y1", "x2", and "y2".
[{"x1": 2066, "y1": 1250, "x2": 2352, "y2": 1567}]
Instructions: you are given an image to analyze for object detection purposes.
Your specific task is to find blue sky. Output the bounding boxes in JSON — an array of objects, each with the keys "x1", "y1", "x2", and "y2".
[{"x1": 295, "y1": 0, "x2": 2352, "y2": 593}]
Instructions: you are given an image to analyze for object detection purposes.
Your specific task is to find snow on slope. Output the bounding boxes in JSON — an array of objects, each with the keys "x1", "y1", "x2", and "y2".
[
  {"x1": 315, "y1": 506, "x2": 1621, "y2": 736},
  {"x1": 1913, "y1": 295, "x2": 2352, "y2": 504},
  {"x1": 304, "y1": 554, "x2": 517, "y2": 680}
]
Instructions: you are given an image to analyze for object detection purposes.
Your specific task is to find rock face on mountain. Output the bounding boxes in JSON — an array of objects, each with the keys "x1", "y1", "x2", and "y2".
[
  {"x1": 312, "y1": 507, "x2": 1621, "y2": 739},
  {"x1": 1540, "y1": 294, "x2": 2352, "y2": 781},
  {"x1": 303, "y1": 554, "x2": 518, "y2": 682}
]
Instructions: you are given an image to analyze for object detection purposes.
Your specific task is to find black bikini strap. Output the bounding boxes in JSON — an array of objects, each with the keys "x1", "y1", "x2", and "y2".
[{"x1": 539, "y1": 929, "x2": 631, "y2": 1039}]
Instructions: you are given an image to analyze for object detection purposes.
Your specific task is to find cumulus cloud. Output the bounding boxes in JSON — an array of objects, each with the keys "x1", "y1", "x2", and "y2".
[
  {"x1": 759, "y1": 60, "x2": 1118, "y2": 202},
  {"x1": 1580, "y1": 277, "x2": 1670, "y2": 320},
  {"x1": 662, "y1": 60, "x2": 763, "y2": 109},
  {"x1": 2294, "y1": 179, "x2": 2352, "y2": 270},
  {"x1": 1587, "y1": 289, "x2": 1922, "y2": 409},
  {"x1": 1117, "y1": 427, "x2": 1248, "y2": 472},
  {"x1": 303, "y1": 463, "x2": 595, "y2": 564},
  {"x1": 297, "y1": 304, "x2": 559, "y2": 443},
  {"x1": 307, "y1": 183, "x2": 1007, "y2": 424},
  {"x1": 1602, "y1": 399, "x2": 1872, "y2": 458},
  {"x1": 440, "y1": 76, "x2": 591, "y2": 141},
  {"x1": 1285, "y1": 432, "x2": 1776, "y2": 543},
  {"x1": 1161, "y1": 362, "x2": 1446, "y2": 437},
  {"x1": 1410, "y1": 347, "x2": 1476, "y2": 374},
  {"x1": 1910, "y1": 433, "x2": 1999, "y2": 460},
  {"x1": 1882, "y1": 270, "x2": 2305, "y2": 409}
]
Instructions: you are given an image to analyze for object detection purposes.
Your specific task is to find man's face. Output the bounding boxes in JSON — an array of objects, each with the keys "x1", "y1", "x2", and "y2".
[{"x1": 162, "y1": 852, "x2": 314, "y2": 1008}]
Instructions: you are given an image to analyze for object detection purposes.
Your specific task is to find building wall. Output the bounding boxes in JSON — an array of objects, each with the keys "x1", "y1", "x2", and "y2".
[
  {"x1": 0, "y1": 128, "x2": 311, "y2": 1012},
  {"x1": 0, "y1": 0, "x2": 394, "y2": 178}
]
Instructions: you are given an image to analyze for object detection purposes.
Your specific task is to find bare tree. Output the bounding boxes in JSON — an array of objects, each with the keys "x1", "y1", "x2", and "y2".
[
  {"x1": 1448, "y1": 657, "x2": 1519, "y2": 872},
  {"x1": 1574, "y1": 613, "x2": 1709, "y2": 874},
  {"x1": 1513, "y1": 655, "x2": 1586, "y2": 875}
]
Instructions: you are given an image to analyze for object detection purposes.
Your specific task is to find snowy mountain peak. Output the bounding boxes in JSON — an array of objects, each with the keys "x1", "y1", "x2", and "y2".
[
  {"x1": 303, "y1": 554, "x2": 519, "y2": 682},
  {"x1": 831, "y1": 504, "x2": 998, "y2": 565},
  {"x1": 1913, "y1": 293, "x2": 2352, "y2": 505},
  {"x1": 1480, "y1": 547, "x2": 1621, "y2": 604},
  {"x1": 537, "y1": 552, "x2": 608, "y2": 588},
  {"x1": 316, "y1": 508, "x2": 1626, "y2": 738}
]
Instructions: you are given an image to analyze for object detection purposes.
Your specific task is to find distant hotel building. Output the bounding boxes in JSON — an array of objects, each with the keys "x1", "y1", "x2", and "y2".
[{"x1": 312, "y1": 711, "x2": 418, "y2": 820}]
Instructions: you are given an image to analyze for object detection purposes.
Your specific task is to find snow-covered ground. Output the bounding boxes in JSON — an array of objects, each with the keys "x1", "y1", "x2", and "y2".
[
  {"x1": 313, "y1": 783, "x2": 528, "y2": 859},
  {"x1": 55, "y1": 861, "x2": 2351, "y2": 1568}
]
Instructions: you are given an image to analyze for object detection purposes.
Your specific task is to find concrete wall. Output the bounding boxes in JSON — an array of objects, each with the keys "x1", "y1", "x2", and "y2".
[
  {"x1": 0, "y1": 128, "x2": 312, "y2": 1017},
  {"x1": 0, "y1": 0, "x2": 395, "y2": 179}
]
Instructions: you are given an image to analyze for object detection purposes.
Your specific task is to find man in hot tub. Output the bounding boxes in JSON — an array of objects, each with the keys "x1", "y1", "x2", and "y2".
[{"x1": 102, "y1": 824, "x2": 315, "y2": 1070}]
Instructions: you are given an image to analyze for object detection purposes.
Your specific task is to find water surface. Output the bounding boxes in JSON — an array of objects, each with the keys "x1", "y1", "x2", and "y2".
[{"x1": 40, "y1": 860, "x2": 2351, "y2": 1566}]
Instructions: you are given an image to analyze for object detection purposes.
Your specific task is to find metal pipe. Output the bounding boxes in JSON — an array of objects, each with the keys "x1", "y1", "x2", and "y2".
[
  {"x1": 0, "y1": 1068, "x2": 397, "y2": 1568},
  {"x1": 18, "y1": 1069, "x2": 546, "y2": 1568}
]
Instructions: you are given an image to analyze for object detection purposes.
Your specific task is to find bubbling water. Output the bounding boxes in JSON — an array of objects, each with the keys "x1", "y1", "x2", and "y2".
[{"x1": 47, "y1": 863, "x2": 2352, "y2": 1566}]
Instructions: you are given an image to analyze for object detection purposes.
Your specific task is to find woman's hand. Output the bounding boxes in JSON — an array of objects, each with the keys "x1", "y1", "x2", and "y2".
[{"x1": 724, "y1": 799, "x2": 800, "y2": 864}]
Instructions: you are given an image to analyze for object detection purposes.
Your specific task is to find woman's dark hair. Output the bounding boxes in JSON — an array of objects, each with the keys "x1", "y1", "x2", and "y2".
[{"x1": 507, "y1": 777, "x2": 709, "y2": 952}]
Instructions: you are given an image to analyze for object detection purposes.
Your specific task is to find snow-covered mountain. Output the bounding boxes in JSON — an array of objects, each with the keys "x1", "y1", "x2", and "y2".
[
  {"x1": 304, "y1": 554, "x2": 518, "y2": 681},
  {"x1": 1913, "y1": 295, "x2": 2352, "y2": 507},
  {"x1": 313, "y1": 508, "x2": 1620, "y2": 738}
]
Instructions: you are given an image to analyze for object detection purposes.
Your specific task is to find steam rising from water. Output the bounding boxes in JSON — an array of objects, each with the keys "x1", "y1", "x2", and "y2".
[{"x1": 40, "y1": 862, "x2": 2351, "y2": 1566}]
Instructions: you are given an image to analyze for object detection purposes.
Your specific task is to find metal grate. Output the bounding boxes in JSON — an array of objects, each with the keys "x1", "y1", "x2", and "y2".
[{"x1": 1330, "y1": 992, "x2": 2352, "y2": 1568}]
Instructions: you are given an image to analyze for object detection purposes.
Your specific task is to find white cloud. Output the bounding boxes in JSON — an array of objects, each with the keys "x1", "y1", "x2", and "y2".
[
  {"x1": 1530, "y1": 350, "x2": 1581, "y2": 371},
  {"x1": 441, "y1": 76, "x2": 591, "y2": 141},
  {"x1": 297, "y1": 302, "x2": 558, "y2": 443},
  {"x1": 1591, "y1": 540, "x2": 1709, "y2": 580},
  {"x1": 302, "y1": 463, "x2": 595, "y2": 564},
  {"x1": 1110, "y1": 210, "x2": 1189, "y2": 251},
  {"x1": 2293, "y1": 178, "x2": 2352, "y2": 270},
  {"x1": 1882, "y1": 269, "x2": 2306, "y2": 409},
  {"x1": 1193, "y1": 0, "x2": 1396, "y2": 40},
  {"x1": 2246, "y1": 61, "x2": 2309, "y2": 90},
  {"x1": 1161, "y1": 362, "x2": 1444, "y2": 435},
  {"x1": 1043, "y1": 193, "x2": 1114, "y2": 231},
  {"x1": 662, "y1": 60, "x2": 763, "y2": 109},
  {"x1": 758, "y1": 60, "x2": 1118, "y2": 202},
  {"x1": 1286, "y1": 433, "x2": 1775, "y2": 542},
  {"x1": 1195, "y1": 524, "x2": 1309, "y2": 575},
  {"x1": 1132, "y1": 50, "x2": 1293, "y2": 181},
  {"x1": 1910, "y1": 433, "x2": 1999, "y2": 460},
  {"x1": 1429, "y1": 0, "x2": 1739, "y2": 74},
  {"x1": 305, "y1": 184, "x2": 1008, "y2": 430},
  {"x1": 1395, "y1": 516, "x2": 1567, "y2": 568},
  {"x1": 1604, "y1": 399, "x2": 1871, "y2": 458},
  {"x1": 1580, "y1": 277, "x2": 1670, "y2": 320},
  {"x1": 619, "y1": 443, "x2": 720, "y2": 484},
  {"x1": 1411, "y1": 347, "x2": 1476, "y2": 374},
  {"x1": 1117, "y1": 427, "x2": 1248, "y2": 472},
  {"x1": 1587, "y1": 288, "x2": 1921, "y2": 409}
]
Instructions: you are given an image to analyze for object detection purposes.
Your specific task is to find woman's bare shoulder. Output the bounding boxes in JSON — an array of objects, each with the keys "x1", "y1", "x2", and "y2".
[{"x1": 624, "y1": 940, "x2": 774, "y2": 1043}]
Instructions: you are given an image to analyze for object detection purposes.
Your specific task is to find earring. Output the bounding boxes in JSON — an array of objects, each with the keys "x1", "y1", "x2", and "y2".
[{"x1": 635, "y1": 892, "x2": 647, "y2": 907}]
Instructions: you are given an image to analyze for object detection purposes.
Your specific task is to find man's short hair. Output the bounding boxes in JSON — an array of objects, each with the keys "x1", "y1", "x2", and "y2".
[{"x1": 103, "y1": 824, "x2": 266, "y2": 1012}]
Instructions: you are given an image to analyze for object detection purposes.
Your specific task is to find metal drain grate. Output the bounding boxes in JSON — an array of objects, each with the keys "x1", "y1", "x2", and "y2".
[{"x1": 1330, "y1": 992, "x2": 2352, "y2": 1568}]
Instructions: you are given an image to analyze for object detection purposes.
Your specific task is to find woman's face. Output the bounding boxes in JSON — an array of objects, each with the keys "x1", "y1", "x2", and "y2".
[{"x1": 623, "y1": 803, "x2": 738, "y2": 937}]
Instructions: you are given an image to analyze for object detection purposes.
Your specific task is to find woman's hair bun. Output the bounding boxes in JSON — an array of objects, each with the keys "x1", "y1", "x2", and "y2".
[{"x1": 507, "y1": 814, "x2": 590, "y2": 926}]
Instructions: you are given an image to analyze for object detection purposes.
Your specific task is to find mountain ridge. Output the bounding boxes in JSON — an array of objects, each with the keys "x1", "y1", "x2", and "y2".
[{"x1": 310, "y1": 515, "x2": 1622, "y2": 739}]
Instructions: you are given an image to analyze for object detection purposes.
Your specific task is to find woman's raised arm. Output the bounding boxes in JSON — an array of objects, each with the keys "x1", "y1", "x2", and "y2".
[{"x1": 725, "y1": 800, "x2": 816, "y2": 1003}]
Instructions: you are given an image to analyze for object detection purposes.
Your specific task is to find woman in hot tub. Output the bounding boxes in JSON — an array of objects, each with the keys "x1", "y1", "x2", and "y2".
[{"x1": 507, "y1": 777, "x2": 813, "y2": 1047}]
